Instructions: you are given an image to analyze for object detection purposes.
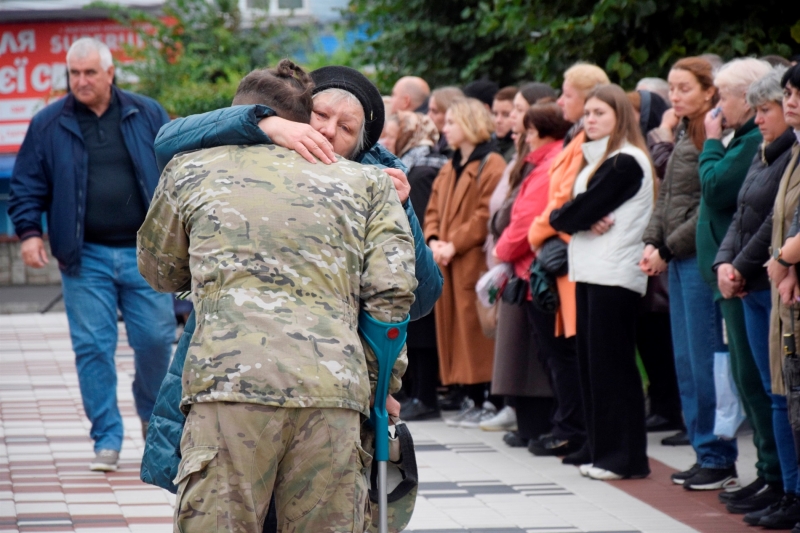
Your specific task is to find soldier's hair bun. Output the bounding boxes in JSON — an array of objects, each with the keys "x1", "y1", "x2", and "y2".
[{"x1": 274, "y1": 59, "x2": 313, "y2": 89}]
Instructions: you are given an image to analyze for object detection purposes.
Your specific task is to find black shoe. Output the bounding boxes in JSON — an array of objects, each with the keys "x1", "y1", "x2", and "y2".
[
  {"x1": 502, "y1": 432, "x2": 529, "y2": 448},
  {"x1": 528, "y1": 434, "x2": 583, "y2": 457},
  {"x1": 438, "y1": 389, "x2": 465, "y2": 411},
  {"x1": 726, "y1": 483, "x2": 784, "y2": 514},
  {"x1": 758, "y1": 494, "x2": 800, "y2": 529},
  {"x1": 744, "y1": 496, "x2": 787, "y2": 526},
  {"x1": 791, "y1": 521, "x2": 800, "y2": 533},
  {"x1": 661, "y1": 430, "x2": 690, "y2": 446},
  {"x1": 562, "y1": 443, "x2": 591, "y2": 465},
  {"x1": 400, "y1": 399, "x2": 440, "y2": 421},
  {"x1": 645, "y1": 414, "x2": 684, "y2": 432},
  {"x1": 683, "y1": 466, "x2": 738, "y2": 491},
  {"x1": 719, "y1": 476, "x2": 768, "y2": 504},
  {"x1": 670, "y1": 464, "x2": 701, "y2": 485}
]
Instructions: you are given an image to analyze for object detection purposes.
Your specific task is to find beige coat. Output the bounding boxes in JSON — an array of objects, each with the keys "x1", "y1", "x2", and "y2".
[
  {"x1": 424, "y1": 152, "x2": 506, "y2": 385},
  {"x1": 770, "y1": 144, "x2": 800, "y2": 395}
]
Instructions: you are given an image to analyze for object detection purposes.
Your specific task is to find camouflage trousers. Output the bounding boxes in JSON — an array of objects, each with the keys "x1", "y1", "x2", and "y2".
[{"x1": 174, "y1": 402, "x2": 371, "y2": 533}]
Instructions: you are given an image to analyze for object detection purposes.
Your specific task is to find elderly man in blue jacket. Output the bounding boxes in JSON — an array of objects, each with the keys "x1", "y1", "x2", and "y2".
[{"x1": 8, "y1": 37, "x2": 175, "y2": 473}]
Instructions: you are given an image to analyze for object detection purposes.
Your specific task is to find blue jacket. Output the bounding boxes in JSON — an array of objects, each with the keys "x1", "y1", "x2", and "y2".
[
  {"x1": 9, "y1": 88, "x2": 169, "y2": 276},
  {"x1": 141, "y1": 105, "x2": 443, "y2": 493}
]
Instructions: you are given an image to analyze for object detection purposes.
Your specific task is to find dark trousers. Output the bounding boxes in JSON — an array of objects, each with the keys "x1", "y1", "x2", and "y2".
[
  {"x1": 720, "y1": 297, "x2": 781, "y2": 484},
  {"x1": 516, "y1": 396, "x2": 555, "y2": 441},
  {"x1": 526, "y1": 302, "x2": 585, "y2": 442},
  {"x1": 407, "y1": 347, "x2": 439, "y2": 407},
  {"x1": 636, "y1": 311, "x2": 683, "y2": 424},
  {"x1": 576, "y1": 283, "x2": 649, "y2": 477}
]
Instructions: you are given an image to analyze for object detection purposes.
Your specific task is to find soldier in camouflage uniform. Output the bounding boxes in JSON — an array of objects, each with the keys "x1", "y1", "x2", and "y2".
[{"x1": 137, "y1": 61, "x2": 416, "y2": 533}]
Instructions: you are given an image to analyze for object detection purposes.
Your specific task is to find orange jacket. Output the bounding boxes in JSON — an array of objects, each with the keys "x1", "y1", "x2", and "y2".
[{"x1": 528, "y1": 131, "x2": 587, "y2": 337}]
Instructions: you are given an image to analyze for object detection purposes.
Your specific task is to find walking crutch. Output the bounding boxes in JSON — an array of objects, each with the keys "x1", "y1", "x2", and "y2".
[{"x1": 359, "y1": 310, "x2": 409, "y2": 533}]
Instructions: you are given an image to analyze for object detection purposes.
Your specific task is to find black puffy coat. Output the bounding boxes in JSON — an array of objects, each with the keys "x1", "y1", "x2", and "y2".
[{"x1": 714, "y1": 128, "x2": 796, "y2": 292}]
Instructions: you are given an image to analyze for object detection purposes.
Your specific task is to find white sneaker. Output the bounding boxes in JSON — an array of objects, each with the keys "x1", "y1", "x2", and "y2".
[
  {"x1": 586, "y1": 466, "x2": 623, "y2": 481},
  {"x1": 89, "y1": 449, "x2": 119, "y2": 472},
  {"x1": 460, "y1": 402, "x2": 498, "y2": 428},
  {"x1": 479, "y1": 406, "x2": 517, "y2": 431},
  {"x1": 445, "y1": 398, "x2": 476, "y2": 426},
  {"x1": 579, "y1": 463, "x2": 594, "y2": 477}
]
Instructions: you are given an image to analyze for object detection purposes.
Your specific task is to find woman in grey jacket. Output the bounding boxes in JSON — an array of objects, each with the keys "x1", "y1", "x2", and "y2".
[{"x1": 639, "y1": 57, "x2": 740, "y2": 490}]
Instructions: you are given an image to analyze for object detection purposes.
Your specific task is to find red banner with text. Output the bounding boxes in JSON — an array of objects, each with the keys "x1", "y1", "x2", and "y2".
[{"x1": 0, "y1": 20, "x2": 146, "y2": 153}]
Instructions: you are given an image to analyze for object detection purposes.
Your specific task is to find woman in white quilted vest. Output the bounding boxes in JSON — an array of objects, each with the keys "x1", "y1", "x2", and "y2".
[{"x1": 550, "y1": 84, "x2": 654, "y2": 481}]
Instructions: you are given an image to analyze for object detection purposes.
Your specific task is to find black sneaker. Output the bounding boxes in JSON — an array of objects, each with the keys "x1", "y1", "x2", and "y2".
[
  {"x1": 758, "y1": 494, "x2": 800, "y2": 529},
  {"x1": 670, "y1": 464, "x2": 701, "y2": 485},
  {"x1": 726, "y1": 483, "x2": 783, "y2": 514},
  {"x1": 719, "y1": 476, "x2": 767, "y2": 504},
  {"x1": 562, "y1": 443, "x2": 591, "y2": 465},
  {"x1": 661, "y1": 430, "x2": 690, "y2": 446},
  {"x1": 528, "y1": 434, "x2": 583, "y2": 457},
  {"x1": 400, "y1": 398, "x2": 440, "y2": 421},
  {"x1": 791, "y1": 521, "x2": 800, "y2": 533},
  {"x1": 502, "y1": 432, "x2": 529, "y2": 448},
  {"x1": 744, "y1": 496, "x2": 787, "y2": 526},
  {"x1": 683, "y1": 466, "x2": 739, "y2": 491}
]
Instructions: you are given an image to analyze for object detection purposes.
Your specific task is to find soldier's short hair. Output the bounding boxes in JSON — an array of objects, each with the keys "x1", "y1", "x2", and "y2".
[{"x1": 233, "y1": 59, "x2": 314, "y2": 123}]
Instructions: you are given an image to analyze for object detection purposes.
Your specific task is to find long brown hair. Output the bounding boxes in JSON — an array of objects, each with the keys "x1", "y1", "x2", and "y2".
[
  {"x1": 584, "y1": 84, "x2": 655, "y2": 189},
  {"x1": 670, "y1": 57, "x2": 718, "y2": 149}
]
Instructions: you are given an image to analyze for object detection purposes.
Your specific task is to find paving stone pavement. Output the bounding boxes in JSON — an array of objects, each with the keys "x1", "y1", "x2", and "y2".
[{"x1": 0, "y1": 313, "x2": 760, "y2": 533}]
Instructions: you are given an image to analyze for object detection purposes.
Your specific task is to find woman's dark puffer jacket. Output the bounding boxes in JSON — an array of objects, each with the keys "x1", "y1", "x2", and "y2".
[
  {"x1": 714, "y1": 128, "x2": 797, "y2": 291},
  {"x1": 642, "y1": 119, "x2": 702, "y2": 259}
]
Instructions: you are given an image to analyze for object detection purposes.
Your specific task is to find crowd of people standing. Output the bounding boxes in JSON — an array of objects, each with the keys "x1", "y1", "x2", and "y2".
[{"x1": 381, "y1": 53, "x2": 800, "y2": 530}]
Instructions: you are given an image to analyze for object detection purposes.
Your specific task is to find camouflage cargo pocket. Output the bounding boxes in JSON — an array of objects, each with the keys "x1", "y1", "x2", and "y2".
[
  {"x1": 175, "y1": 446, "x2": 218, "y2": 533},
  {"x1": 354, "y1": 443, "x2": 373, "y2": 533}
]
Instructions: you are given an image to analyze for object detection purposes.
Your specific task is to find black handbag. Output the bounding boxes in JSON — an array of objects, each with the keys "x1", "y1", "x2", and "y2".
[
  {"x1": 501, "y1": 277, "x2": 528, "y2": 305},
  {"x1": 528, "y1": 260, "x2": 559, "y2": 314},
  {"x1": 537, "y1": 236, "x2": 569, "y2": 277}
]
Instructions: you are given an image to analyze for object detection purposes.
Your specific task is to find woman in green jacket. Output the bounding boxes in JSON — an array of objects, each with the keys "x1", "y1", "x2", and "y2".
[{"x1": 696, "y1": 58, "x2": 779, "y2": 495}]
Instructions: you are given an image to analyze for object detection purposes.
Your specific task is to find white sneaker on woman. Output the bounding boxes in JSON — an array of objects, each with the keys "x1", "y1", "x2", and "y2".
[
  {"x1": 579, "y1": 463, "x2": 594, "y2": 477},
  {"x1": 586, "y1": 466, "x2": 623, "y2": 481},
  {"x1": 460, "y1": 402, "x2": 497, "y2": 428},
  {"x1": 445, "y1": 398, "x2": 476, "y2": 426},
  {"x1": 479, "y1": 406, "x2": 518, "y2": 431}
]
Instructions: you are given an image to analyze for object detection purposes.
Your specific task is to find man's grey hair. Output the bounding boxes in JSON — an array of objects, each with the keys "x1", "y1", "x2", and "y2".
[
  {"x1": 67, "y1": 38, "x2": 114, "y2": 70},
  {"x1": 635, "y1": 77, "x2": 670, "y2": 103},
  {"x1": 747, "y1": 66, "x2": 789, "y2": 108},
  {"x1": 313, "y1": 88, "x2": 367, "y2": 158}
]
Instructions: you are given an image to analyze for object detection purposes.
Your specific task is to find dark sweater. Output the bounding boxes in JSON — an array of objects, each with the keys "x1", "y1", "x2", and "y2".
[
  {"x1": 75, "y1": 93, "x2": 146, "y2": 247},
  {"x1": 550, "y1": 154, "x2": 645, "y2": 234}
]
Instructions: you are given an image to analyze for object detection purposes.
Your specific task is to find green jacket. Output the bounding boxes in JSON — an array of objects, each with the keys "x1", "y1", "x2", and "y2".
[
  {"x1": 696, "y1": 117, "x2": 762, "y2": 299},
  {"x1": 138, "y1": 144, "x2": 417, "y2": 416}
]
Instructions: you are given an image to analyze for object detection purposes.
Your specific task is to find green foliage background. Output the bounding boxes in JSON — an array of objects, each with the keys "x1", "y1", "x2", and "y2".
[{"x1": 344, "y1": 0, "x2": 800, "y2": 93}]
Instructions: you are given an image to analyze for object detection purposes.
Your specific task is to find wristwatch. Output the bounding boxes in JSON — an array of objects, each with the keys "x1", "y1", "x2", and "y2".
[{"x1": 773, "y1": 247, "x2": 793, "y2": 267}]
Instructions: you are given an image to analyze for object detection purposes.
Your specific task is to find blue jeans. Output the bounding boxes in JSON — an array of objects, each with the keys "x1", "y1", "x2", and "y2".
[
  {"x1": 61, "y1": 243, "x2": 175, "y2": 452},
  {"x1": 743, "y1": 289, "x2": 800, "y2": 493},
  {"x1": 669, "y1": 257, "x2": 737, "y2": 468}
]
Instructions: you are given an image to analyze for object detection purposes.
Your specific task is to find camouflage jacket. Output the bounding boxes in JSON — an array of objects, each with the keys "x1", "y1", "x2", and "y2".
[{"x1": 138, "y1": 144, "x2": 416, "y2": 416}]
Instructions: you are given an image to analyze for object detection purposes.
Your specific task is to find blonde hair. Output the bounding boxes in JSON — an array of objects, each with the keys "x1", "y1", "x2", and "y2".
[
  {"x1": 563, "y1": 62, "x2": 610, "y2": 96},
  {"x1": 447, "y1": 98, "x2": 495, "y2": 145},
  {"x1": 715, "y1": 58, "x2": 772, "y2": 97},
  {"x1": 430, "y1": 86, "x2": 465, "y2": 112}
]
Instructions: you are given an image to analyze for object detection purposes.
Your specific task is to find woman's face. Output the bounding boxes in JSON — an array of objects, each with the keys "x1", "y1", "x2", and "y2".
[
  {"x1": 509, "y1": 93, "x2": 530, "y2": 135},
  {"x1": 754, "y1": 100, "x2": 787, "y2": 143},
  {"x1": 583, "y1": 97, "x2": 616, "y2": 141},
  {"x1": 442, "y1": 109, "x2": 466, "y2": 149},
  {"x1": 718, "y1": 87, "x2": 753, "y2": 130},
  {"x1": 525, "y1": 126, "x2": 540, "y2": 151},
  {"x1": 379, "y1": 120, "x2": 399, "y2": 155},
  {"x1": 784, "y1": 84, "x2": 800, "y2": 130},
  {"x1": 668, "y1": 68, "x2": 713, "y2": 119},
  {"x1": 310, "y1": 92, "x2": 365, "y2": 158},
  {"x1": 427, "y1": 96, "x2": 446, "y2": 132},
  {"x1": 492, "y1": 98, "x2": 515, "y2": 138},
  {"x1": 557, "y1": 81, "x2": 584, "y2": 123}
]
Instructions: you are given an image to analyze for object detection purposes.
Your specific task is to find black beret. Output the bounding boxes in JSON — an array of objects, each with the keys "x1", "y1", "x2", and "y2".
[{"x1": 311, "y1": 66, "x2": 385, "y2": 157}]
